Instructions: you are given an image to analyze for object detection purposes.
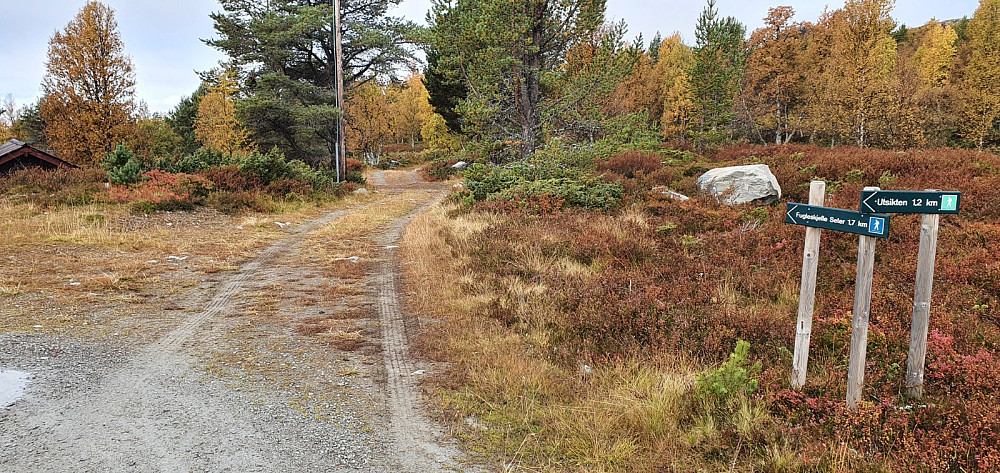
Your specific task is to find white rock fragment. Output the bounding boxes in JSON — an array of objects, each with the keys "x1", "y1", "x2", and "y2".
[{"x1": 696, "y1": 164, "x2": 782, "y2": 205}]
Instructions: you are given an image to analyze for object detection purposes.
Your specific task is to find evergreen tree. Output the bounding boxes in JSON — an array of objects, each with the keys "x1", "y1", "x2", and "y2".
[
  {"x1": 167, "y1": 85, "x2": 207, "y2": 156},
  {"x1": 207, "y1": 0, "x2": 418, "y2": 165},
  {"x1": 689, "y1": 0, "x2": 747, "y2": 148},
  {"x1": 428, "y1": 0, "x2": 606, "y2": 160},
  {"x1": 423, "y1": 47, "x2": 467, "y2": 134}
]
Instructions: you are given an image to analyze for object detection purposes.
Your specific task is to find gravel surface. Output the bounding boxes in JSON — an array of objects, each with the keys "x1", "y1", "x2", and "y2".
[{"x1": 0, "y1": 170, "x2": 478, "y2": 472}]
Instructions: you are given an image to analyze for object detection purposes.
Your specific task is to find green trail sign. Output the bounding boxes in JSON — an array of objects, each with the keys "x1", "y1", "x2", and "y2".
[
  {"x1": 785, "y1": 203, "x2": 891, "y2": 238},
  {"x1": 860, "y1": 190, "x2": 961, "y2": 214}
]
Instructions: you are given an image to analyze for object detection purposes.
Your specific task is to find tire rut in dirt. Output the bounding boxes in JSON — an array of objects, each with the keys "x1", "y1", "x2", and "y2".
[{"x1": 371, "y1": 192, "x2": 472, "y2": 471}]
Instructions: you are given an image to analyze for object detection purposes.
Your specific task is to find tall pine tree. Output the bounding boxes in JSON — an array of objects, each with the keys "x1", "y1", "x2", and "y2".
[
  {"x1": 207, "y1": 0, "x2": 418, "y2": 165},
  {"x1": 689, "y1": 0, "x2": 746, "y2": 148}
]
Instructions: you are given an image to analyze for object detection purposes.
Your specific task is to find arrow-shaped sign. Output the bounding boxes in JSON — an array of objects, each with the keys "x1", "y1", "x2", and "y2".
[
  {"x1": 786, "y1": 204, "x2": 798, "y2": 225},
  {"x1": 785, "y1": 203, "x2": 891, "y2": 238},
  {"x1": 860, "y1": 190, "x2": 961, "y2": 214}
]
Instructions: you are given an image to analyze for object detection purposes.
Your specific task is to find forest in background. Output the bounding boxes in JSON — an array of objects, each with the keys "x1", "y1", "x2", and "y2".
[{"x1": 3, "y1": 0, "x2": 1000, "y2": 170}]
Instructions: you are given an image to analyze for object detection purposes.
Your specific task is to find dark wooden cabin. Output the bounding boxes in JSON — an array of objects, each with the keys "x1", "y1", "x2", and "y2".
[{"x1": 0, "y1": 139, "x2": 78, "y2": 174}]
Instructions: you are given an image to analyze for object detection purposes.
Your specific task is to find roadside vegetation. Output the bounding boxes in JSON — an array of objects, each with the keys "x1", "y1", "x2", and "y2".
[
  {"x1": 404, "y1": 143, "x2": 1000, "y2": 471},
  {"x1": 5, "y1": 0, "x2": 1000, "y2": 470}
]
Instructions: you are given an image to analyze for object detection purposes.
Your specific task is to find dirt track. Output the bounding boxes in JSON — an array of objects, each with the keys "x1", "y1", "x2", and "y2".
[{"x1": 0, "y1": 170, "x2": 471, "y2": 471}]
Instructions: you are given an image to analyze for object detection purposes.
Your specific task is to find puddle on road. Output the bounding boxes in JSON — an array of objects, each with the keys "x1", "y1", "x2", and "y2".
[{"x1": 0, "y1": 369, "x2": 31, "y2": 409}]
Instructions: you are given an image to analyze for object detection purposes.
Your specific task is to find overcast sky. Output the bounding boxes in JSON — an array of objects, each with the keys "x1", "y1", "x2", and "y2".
[{"x1": 0, "y1": 0, "x2": 981, "y2": 115}]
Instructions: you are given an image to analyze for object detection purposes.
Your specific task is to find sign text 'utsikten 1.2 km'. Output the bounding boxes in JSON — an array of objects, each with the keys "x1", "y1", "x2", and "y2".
[
  {"x1": 860, "y1": 189, "x2": 961, "y2": 214},
  {"x1": 785, "y1": 203, "x2": 891, "y2": 238}
]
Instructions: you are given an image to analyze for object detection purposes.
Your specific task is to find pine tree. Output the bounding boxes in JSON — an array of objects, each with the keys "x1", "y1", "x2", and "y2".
[
  {"x1": 40, "y1": 1, "x2": 136, "y2": 165},
  {"x1": 428, "y1": 0, "x2": 606, "y2": 160},
  {"x1": 689, "y1": 0, "x2": 747, "y2": 148},
  {"x1": 208, "y1": 0, "x2": 418, "y2": 165}
]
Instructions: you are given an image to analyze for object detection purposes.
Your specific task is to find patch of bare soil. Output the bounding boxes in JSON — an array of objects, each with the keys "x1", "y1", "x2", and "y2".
[{"x1": 0, "y1": 170, "x2": 477, "y2": 472}]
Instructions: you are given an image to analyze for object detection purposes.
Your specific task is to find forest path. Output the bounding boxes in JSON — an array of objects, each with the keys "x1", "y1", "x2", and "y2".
[{"x1": 0, "y1": 169, "x2": 472, "y2": 472}]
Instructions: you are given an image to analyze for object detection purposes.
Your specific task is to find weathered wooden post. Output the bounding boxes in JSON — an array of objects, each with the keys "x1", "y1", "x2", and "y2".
[
  {"x1": 791, "y1": 180, "x2": 825, "y2": 390},
  {"x1": 859, "y1": 188, "x2": 960, "y2": 399},
  {"x1": 784, "y1": 189, "x2": 890, "y2": 406},
  {"x1": 846, "y1": 186, "x2": 882, "y2": 409},
  {"x1": 906, "y1": 211, "x2": 939, "y2": 398}
]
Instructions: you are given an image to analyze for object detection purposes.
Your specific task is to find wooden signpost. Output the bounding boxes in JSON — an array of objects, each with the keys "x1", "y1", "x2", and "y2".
[
  {"x1": 846, "y1": 187, "x2": 881, "y2": 409},
  {"x1": 785, "y1": 186, "x2": 890, "y2": 402},
  {"x1": 784, "y1": 182, "x2": 962, "y2": 408},
  {"x1": 860, "y1": 189, "x2": 961, "y2": 399},
  {"x1": 790, "y1": 181, "x2": 825, "y2": 390}
]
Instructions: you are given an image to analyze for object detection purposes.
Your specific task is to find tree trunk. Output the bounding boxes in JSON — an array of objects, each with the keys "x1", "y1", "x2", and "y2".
[{"x1": 517, "y1": 1, "x2": 546, "y2": 160}]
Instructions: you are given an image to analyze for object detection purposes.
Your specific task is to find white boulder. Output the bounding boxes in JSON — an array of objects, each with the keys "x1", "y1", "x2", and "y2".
[{"x1": 696, "y1": 164, "x2": 781, "y2": 205}]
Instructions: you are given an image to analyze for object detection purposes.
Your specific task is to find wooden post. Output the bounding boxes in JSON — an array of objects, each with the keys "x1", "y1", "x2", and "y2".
[
  {"x1": 847, "y1": 186, "x2": 880, "y2": 409},
  {"x1": 791, "y1": 180, "x2": 825, "y2": 390},
  {"x1": 906, "y1": 210, "x2": 940, "y2": 399}
]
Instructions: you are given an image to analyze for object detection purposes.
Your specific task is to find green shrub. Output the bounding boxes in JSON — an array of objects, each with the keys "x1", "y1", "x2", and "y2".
[
  {"x1": 345, "y1": 171, "x2": 366, "y2": 184},
  {"x1": 845, "y1": 169, "x2": 865, "y2": 183},
  {"x1": 238, "y1": 149, "x2": 291, "y2": 184},
  {"x1": 695, "y1": 340, "x2": 761, "y2": 408},
  {"x1": 683, "y1": 165, "x2": 709, "y2": 177},
  {"x1": 102, "y1": 143, "x2": 143, "y2": 185},
  {"x1": 493, "y1": 177, "x2": 623, "y2": 210},
  {"x1": 171, "y1": 148, "x2": 229, "y2": 174}
]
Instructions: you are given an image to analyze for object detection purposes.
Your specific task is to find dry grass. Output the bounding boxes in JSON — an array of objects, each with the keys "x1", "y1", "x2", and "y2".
[
  {"x1": 401, "y1": 203, "x2": 726, "y2": 471},
  {"x1": 0, "y1": 191, "x2": 362, "y2": 335}
]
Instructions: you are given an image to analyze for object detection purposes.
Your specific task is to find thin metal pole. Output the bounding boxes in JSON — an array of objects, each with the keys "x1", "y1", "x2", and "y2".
[{"x1": 334, "y1": 0, "x2": 346, "y2": 181}]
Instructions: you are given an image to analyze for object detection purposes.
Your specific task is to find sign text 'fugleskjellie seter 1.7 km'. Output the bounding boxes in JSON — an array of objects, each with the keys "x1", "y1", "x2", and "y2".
[
  {"x1": 785, "y1": 203, "x2": 891, "y2": 239},
  {"x1": 860, "y1": 189, "x2": 961, "y2": 214}
]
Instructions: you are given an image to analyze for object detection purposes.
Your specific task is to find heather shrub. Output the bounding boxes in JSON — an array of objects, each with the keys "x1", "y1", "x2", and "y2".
[
  {"x1": 1, "y1": 167, "x2": 107, "y2": 207},
  {"x1": 597, "y1": 151, "x2": 663, "y2": 179},
  {"x1": 265, "y1": 178, "x2": 313, "y2": 198},
  {"x1": 109, "y1": 170, "x2": 213, "y2": 211},
  {"x1": 421, "y1": 159, "x2": 460, "y2": 181},
  {"x1": 442, "y1": 143, "x2": 1000, "y2": 471},
  {"x1": 204, "y1": 190, "x2": 272, "y2": 214},
  {"x1": 346, "y1": 158, "x2": 364, "y2": 173},
  {"x1": 199, "y1": 165, "x2": 263, "y2": 191}
]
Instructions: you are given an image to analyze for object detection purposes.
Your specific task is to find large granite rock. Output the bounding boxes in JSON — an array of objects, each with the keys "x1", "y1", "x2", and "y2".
[{"x1": 696, "y1": 164, "x2": 781, "y2": 205}]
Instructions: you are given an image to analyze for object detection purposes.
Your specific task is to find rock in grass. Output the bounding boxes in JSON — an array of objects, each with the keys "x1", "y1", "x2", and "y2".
[
  {"x1": 651, "y1": 186, "x2": 690, "y2": 201},
  {"x1": 696, "y1": 164, "x2": 781, "y2": 205}
]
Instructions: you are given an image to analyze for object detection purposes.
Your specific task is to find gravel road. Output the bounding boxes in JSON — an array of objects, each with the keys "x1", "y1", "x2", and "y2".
[{"x1": 0, "y1": 170, "x2": 474, "y2": 472}]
